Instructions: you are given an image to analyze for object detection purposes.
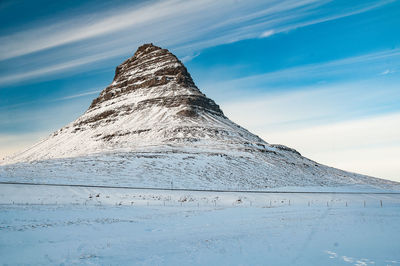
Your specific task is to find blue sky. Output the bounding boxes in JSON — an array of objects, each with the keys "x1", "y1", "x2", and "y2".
[{"x1": 0, "y1": 0, "x2": 399, "y2": 181}]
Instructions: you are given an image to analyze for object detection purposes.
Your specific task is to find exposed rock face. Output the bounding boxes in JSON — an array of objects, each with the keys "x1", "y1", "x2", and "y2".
[
  {"x1": 1, "y1": 43, "x2": 397, "y2": 190},
  {"x1": 88, "y1": 43, "x2": 222, "y2": 117}
]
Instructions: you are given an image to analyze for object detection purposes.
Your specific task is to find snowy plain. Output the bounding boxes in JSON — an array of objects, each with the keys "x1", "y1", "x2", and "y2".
[{"x1": 1, "y1": 183, "x2": 400, "y2": 265}]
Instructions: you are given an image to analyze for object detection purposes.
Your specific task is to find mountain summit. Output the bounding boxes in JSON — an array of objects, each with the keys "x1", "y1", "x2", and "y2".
[
  {"x1": 89, "y1": 43, "x2": 223, "y2": 117},
  {"x1": 1, "y1": 44, "x2": 397, "y2": 190}
]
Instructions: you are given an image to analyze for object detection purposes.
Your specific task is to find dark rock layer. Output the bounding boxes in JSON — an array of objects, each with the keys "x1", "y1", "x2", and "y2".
[{"x1": 88, "y1": 43, "x2": 223, "y2": 119}]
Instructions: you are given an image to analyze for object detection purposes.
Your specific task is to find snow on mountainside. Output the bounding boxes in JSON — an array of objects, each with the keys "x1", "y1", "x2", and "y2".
[{"x1": 0, "y1": 43, "x2": 398, "y2": 190}]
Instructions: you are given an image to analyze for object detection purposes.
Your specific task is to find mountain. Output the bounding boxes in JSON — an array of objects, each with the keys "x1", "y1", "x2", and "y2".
[{"x1": 0, "y1": 44, "x2": 397, "y2": 190}]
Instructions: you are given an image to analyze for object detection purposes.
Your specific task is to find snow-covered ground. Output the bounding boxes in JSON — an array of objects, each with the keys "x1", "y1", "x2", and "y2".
[
  {"x1": 1, "y1": 184, "x2": 400, "y2": 265},
  {"x1": 2, "y1": 150, "x2": 399, "y2": 191}
]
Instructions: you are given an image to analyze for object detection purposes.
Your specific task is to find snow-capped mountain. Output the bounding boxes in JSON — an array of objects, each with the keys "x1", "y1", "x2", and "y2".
[{"x1": 1, "y1": 44, "x2": 397, "y2": 190}]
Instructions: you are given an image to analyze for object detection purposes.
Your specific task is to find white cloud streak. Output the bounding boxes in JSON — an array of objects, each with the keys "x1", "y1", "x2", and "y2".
[
  {"x1": 221, "y1": 79, "x2": 400, "y2": 132},
  {"x1": 54, "y1": 90, "x2": 101, "y2": 101},
  {"x1": 0, "y1": 88, "x2": 102, "y2": 112},
  {"x1": 0, "y1": 48, "x2": 127, "y2": 85},
  {"x1": 0, "y1": 0, "x2": 392, "y2": 85},
  {"x1": 0, "y1": 0, "x2": 319, "y2": 60},
  {"x1": 205, "y1": 48, "x2": 400, "y2": 98},
  {"x1": 260, "y1": 30, "x2": 275, "y2": 38},
  {"x1": 261, "y1": 0, "x2": 395, "y2": 38}
]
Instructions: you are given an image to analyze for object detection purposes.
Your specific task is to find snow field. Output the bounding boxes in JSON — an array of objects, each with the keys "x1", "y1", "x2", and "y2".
[
  {"x1": 1, "y1": 183, "x2": 399, "y2": 208},
  {"x1": 1, "y1": 184, "x2": 400, "y2": 265}
]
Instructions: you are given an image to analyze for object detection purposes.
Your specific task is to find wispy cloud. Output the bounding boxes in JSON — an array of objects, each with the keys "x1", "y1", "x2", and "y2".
[
  {"x1": 207, "y1": 48, "x2": 400, "y2": 94},
  {"x1": 0, "y1": 0, "x2": 392, "y2": 85},
  {"x1": 55, "y1": 90, "x2": 101, "y2": 101},
  {"x1": 221, "y1": 81, "x2": 399, "y2": 132},
  {"x1": 0, "y1": 0, "x2": 319, "y2": 60},
  {"x1": 260, "y1": 0, "x2": 395, "y2": 38},
  {"x1": 0, "y1": 48, "x2": 126, "y2": 86},
  {"x1": 181, "y1": 52, "x2": 201, "y2": 63},
  {"x1": 0, "y1": 93, "x2": 91, "y2": 135},
  {"x1": 380, "y1": 69, "x2": 396, "y2": 75},
  {"x1": 0, "y1": 88, "x2": 101, "y2": 111},
  {"x1": 260, "y1": 30, "x2": 275, "y2": 38}
]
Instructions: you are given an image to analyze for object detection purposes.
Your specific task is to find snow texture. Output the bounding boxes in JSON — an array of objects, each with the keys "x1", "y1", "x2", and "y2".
[{"x1": 1, "y1": 183, "x2": 400, "y2": 265}]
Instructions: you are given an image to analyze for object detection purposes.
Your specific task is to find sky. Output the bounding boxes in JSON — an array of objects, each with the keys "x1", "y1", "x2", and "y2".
[{"x1": 0, "y1": 0, "x2": 399, "y2": 181}]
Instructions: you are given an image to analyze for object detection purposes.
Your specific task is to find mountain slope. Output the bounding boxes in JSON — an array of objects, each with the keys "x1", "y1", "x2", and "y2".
[{"x1": 1, "y1": 44, "x2": 398, "y2": 190}]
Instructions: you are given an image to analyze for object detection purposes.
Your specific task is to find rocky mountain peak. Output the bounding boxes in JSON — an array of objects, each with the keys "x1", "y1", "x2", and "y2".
[
  {"x1": 89, "y1": 43, "x2": 206, "y2": 111},
  {"x1": 113, "y1": 43, "x2": 195, "y2": 85}
]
